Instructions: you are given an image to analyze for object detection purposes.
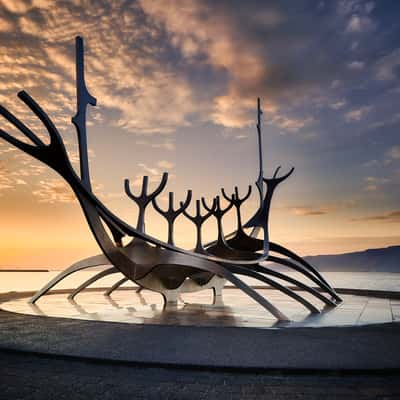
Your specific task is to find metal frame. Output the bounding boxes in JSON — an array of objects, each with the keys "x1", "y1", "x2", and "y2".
[{"x1": 0, "y1": 37, "x2": 342, "y2": 321}]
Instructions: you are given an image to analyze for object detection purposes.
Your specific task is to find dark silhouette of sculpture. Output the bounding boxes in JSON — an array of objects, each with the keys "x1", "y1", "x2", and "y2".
[{"x1": 0, "y1": 37, "x2": 342, "y2": 321}]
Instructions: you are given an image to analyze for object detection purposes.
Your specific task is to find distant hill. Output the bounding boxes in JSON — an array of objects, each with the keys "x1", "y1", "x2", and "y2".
[
  {"x1": 0, "y1": 246, "x2": 399, "y2": 273},
  {"x1": 302, "y1": 246, "x2": 400, "y2": 272}
]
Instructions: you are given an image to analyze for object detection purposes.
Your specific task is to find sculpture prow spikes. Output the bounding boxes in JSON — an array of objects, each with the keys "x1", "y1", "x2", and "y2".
[{"x1": 244, "y1": 166, "x2": 295, "y2": 229}]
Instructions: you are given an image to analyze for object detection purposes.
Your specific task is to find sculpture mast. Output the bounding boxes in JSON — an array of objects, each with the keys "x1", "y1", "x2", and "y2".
[
  {"x1": 71, "y1": 36, "x2": 97, "y2": 191},
  {"x1": 71, "y1": 37, "x2": 124, "y2": 244},
  {"x1": 256, "y1": 97, "x2": 264, "y2": 210}
]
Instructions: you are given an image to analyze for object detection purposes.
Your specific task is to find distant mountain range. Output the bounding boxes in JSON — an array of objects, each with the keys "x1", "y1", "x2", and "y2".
[
  {"x1": 1, "y1": 246, "x2": 399, "y2": 272},
  {"x1": 302, "y1": 245, "x2": 400, "y2": 272}
]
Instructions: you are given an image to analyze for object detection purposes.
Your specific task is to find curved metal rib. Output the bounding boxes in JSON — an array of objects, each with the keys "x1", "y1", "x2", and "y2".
[
  {"x1": 268, "y1": 255, "x2": 341, "y2": 302},
  {"x1": 230, "y1": 265, "x2": 320, "y2": 314},
  {"x1": 253, "y1": 264, "x2": 336, "y2": 307},
  {"x1": 104, "y1": 277, "x2": 129, "y2": 296},
  {"x1": 219, "y1": 228, "x2": 341, "y2": 301},
  {"x1": 68, "y1": 266, "x2": 118, "y2": 300},
  {"x1": 29, "y1": 254, "x2": 110, "y2": 304},
  {"x1": 269, "y1": 241, "x2": 337, "y2": 292}
]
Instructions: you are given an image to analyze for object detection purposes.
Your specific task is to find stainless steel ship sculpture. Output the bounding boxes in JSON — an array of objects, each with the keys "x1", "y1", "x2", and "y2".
[{"x1": 0, "y1": 37, "x2": 342, "y2": 321}]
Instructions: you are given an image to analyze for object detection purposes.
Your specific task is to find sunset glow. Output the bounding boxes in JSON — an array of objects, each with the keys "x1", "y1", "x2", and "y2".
[{"x1": 0, "y1": 0, "x2": 399, "y2": 268}]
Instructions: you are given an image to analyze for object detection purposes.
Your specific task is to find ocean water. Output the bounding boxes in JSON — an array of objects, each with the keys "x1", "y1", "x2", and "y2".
[{"x1": 1, "y1": 270, "x2": 400, "y2": 293}]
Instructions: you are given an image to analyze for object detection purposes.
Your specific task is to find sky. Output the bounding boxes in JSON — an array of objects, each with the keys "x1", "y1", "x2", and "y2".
[{"x1": 0, "y1": 0, "x2": 399, "y2": 268}]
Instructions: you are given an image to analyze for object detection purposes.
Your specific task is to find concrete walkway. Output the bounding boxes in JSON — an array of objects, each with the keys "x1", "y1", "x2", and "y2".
[
  {"x1": 1, "y1": 303, "x2": 400, "y2": 370},
  {"x1": 1, "y1": 349, "x2": 399, "y2": 400}
]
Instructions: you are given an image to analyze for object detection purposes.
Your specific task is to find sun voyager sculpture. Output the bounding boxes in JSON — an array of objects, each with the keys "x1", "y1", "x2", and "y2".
[{"x1": 0, "y1": 37, "x2": 342, "y2": 321}]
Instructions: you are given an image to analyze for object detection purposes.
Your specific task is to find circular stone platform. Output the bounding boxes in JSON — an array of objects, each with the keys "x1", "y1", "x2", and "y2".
[
  {"x1": 2, "y1": 287, "x2": 399, "y2": 328},
  {"x1": 1, "y1": 287, "x2": 400, "y2": 370}
]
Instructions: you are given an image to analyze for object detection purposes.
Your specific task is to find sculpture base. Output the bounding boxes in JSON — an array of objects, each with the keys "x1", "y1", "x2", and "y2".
[{"x1": 0, "y1": 287, "x2": 399, "y2": 370}]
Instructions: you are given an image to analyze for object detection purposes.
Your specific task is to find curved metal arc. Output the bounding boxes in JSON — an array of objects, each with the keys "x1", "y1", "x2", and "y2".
[
  {"x1": 216, "y1": 195, "x2": 234, "y2": 216},
  {"x1": 236, "y1": 185, "x2": 252, "y2": 203},
  {"x1": 18, "y1": 91, "x2": 60, "y2": 145},
  {"x1": 124, "y1": 176, "x2": 145, "y2": 202},
  {"x1": 273, "y1": 166, "x2": 281, "y2": 179},
  {"x1": 269, "y1": 242, "x2": 337, "y2": 292},
  {"x1": 29, "y1": 254, "x2": 110, "y2": 303},
  {"x1": 268, "y1": 255, "x2": 341, "y2": 302},
  {"x1": 220, "y1": 187, "x2": 234, "y2": 203},
  {"x1": 253, "y1": 264, "x2": 336, "y2": 307},
  {"x1": 182, "y1": 198, "x2": 216, "y2": 223},
  {"x1": 0, "y1": 104, "x2": 44, "y2": 146},
  {"x1": 264, "y1": 166, "x2": 295, "y2": 186},
  {"x1": 68, "y1": 267, "x2": 118, "y2": 300},
  {"x1": 221, "y1": 185, "x2": 252, "y2": 205},
  {"x1": 152, "y1": 190, "x2": 192, "y2": 217},
  {"x1": 178, "y1": 190, "x2": 192, "y2": 212},
  {"x1": 229, "y1": 265, "x2": 319, "y2": 314},
  {"x1": 104, "y1": 277, "x2": 129, "y2": 296},
  {"x1": 125, "y1": 173, "x2": 169, "y2": 201},
  {"x1": 201, "y1": 196, "x2": 215, "y2": 213}
]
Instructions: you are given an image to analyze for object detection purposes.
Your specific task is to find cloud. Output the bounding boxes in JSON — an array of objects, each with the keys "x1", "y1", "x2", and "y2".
[
  {"x1": 1, "y1": 0, "x2": 31, "y2": 14},
  {"x1": 0, "y1": 1, "x2": 198, "y2": 135},
  {"x1": 0, "y1": 14, "x2": 14, "y2": 32},
  {"x1": 32, "y1": 179, "x2": 75, "y2": 203},
  {"x1": 19, "y1": 15, "x2": 41, "y2": 35},
  {"x1": 285, "y1": 200, "x2": 356, "y2": 216},
  {"x1": 330, "y1": 100, "x2": 347, "y2": 110},
  {"x1": 0, "y1": 0, "x2": 393, "y2": 143},
  {"x1": 0, "y1": 0, "x2": 382, "y2": 142},
  {"x1": 0, "y1": 153, "x2": 47, "y2": 194},
  {"x1": 352, "y1": 210, "x2": 400, "y2": 222},
  {"x1": 0, "y1": 161, "x2": 13, "y2": 191},
  {"x1": 369, "y1": 112, "x2": 400, "y2": 130},
  {"x1": 363, "y1": 176, "x2": 390, "y2": 191},
  {"x1": 31, "y1": 178, "x2": 109, "y2": 204},
  {"x1": 136, "y1": 139, "x2": 176, "y2": 151},
  {"x1": 362, "y1": 159, "x2": 379, "y2": 167},
  {"x1": 267, "y1": 115, "x2": 314, "y2": 133},
  {"x1": 346, "y1": 15, "x2": 376, "y2": 33},
  {"x1": 375, "y1": 48, "x2": 400, "y2": 81},
  {"x1": 337, "y1": 0, "x2": 375, "y2": 15},
  {"x1": 127, "y1": 161, "x2": 176, "y2": 188},
  {"x1": 288, "y1": 206, "x2": 328, "y2": 216},
  {"x1": 156, "y1": 160, "x2": 175, "y2": 169},
  {"x1": 385, "y1": 145, "x2": 400, "y2": 164},
  {"x1": 344, "y1": 106, "x2": 371, "y2": 122},
  {"x1": 140, "y1": 0, "x2": 273, "y2": 128},
  {"x1": 347, "y1": 61, "x2": 365, "y2": 70},
  {"x1": 139, "y1": 0, "x2": 332, "y2": 132}
]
